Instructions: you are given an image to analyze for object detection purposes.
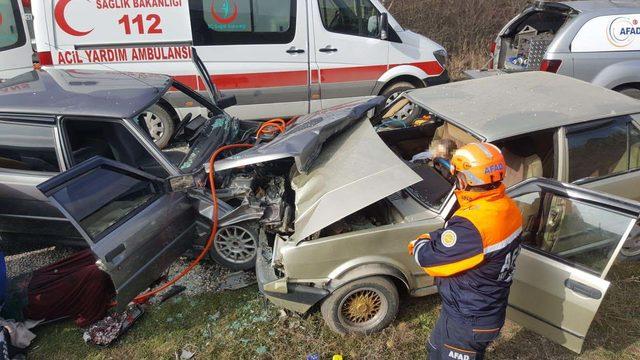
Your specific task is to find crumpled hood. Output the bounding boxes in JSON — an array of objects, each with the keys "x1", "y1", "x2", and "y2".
[
  {"x1": 214, "y1": 97, "x2": 384, "y2": 173},
  {"x1": 290, "y1": 119, "x2": 422, "y2": 242}
]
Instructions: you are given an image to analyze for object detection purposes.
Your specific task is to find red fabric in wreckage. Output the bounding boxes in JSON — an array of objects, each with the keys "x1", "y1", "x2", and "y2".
[{"x1": 24, "y1": 249, "x2": 115, "y2": 327}]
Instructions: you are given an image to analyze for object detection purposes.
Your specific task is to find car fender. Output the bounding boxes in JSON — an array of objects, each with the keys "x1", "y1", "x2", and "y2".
[
  {"x1": 326, "y1": 256, "x2": 412, "y2": 292},
  {"x1": 591, "y1": 60, "x2": 640, "y2": 90},
  {"x1": 372, "y1": 65, "x2": 428, "y2": 95}
]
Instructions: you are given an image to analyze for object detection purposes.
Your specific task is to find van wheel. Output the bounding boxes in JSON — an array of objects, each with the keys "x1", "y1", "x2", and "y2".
[
  {"x1": 136, "y1": 104, "x2": 175, "y2": 149},
  {"x1": 617, "y1": 86, "x2": 640, "y2": 100},
  {"x1": 321, "y1": 276, "x2": 399, "y2": 335},
  {"x1": 379, "y1": 81, "x2": 420, "y2": 124},
  {"x1": 209, "y1": 222, "x2": 258, "y2": 271}
]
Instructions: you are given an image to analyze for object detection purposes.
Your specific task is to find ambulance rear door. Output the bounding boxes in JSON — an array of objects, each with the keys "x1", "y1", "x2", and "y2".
[{"x1": 0, "y1": 0, "x2": 33, "y2": 80}]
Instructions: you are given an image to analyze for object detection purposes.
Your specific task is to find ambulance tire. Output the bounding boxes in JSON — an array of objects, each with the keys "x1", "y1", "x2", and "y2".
[
  {"x1": 379, "y1": 81, "x2": 420, "y2": 124},
  {"x1": 321, "y1": 276, "x2": 399, "y2": 335},
  {"x1": 139, "y1": 104, "x2": 175, "y2": 149},
  {"x1": 618, "y1": 86, "x2": 640, "y2": 100}
]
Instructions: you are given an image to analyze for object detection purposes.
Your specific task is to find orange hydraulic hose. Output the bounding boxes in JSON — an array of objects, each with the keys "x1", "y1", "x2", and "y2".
[{"x1": 133, "y1": 143, "x2": 254, "y2": 304}]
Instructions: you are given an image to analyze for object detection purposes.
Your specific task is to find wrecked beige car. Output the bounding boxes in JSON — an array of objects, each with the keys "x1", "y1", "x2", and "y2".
[{"x1": 215, "y1": 72, "x2": 640, "y2": 353}]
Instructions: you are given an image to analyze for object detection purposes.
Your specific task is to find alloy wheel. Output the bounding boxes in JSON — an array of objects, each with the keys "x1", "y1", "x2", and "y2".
[{"x1": 213, "y1": 225, "x2": 258, "y2": 264}]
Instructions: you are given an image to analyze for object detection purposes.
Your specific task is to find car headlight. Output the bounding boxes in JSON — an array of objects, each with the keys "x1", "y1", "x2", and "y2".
[{"x1": 433, "y1": 49, "x2": 448, "y2": 68}]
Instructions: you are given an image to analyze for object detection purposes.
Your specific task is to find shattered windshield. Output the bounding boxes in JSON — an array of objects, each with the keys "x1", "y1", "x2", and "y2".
[{"x1": 176, "y1": 114, "x2": 240, "y2": 172}]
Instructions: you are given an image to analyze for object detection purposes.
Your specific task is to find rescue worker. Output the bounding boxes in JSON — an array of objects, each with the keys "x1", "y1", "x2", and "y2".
[{"x1": 408, "y1": 143, "x2": 523, "y2": 360}]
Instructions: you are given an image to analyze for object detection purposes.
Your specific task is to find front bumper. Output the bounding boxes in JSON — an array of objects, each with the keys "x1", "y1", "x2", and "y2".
[
  {"x1": 424, "y1": 69, "x2": 450, "y2": 87},
  {"x1": 256, "y1": 238, "x2": 328, "y2": 314}
]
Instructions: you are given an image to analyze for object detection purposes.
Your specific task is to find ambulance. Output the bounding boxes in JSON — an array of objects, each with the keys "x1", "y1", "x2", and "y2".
[
  {"x1": 0, "y1": 0, "x2": 33, "y2": 80},
  {"x1": 27, "y1": 0, "x2": 448, "y2": 147}
]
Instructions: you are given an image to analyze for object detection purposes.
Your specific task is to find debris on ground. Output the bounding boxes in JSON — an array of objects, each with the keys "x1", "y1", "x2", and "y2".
[
  {"x1": 165, "y1": 258, "x2": 231, "y2": 296},
  {"x1": 83, "y1": 305, "x2": 144, "y2": 346},
  {"x1": 176, "y1": 346, "x2": 196, "y2": 360},
  {"x1": 215, "y1": 271, "x2": 256, "y2": 292}
]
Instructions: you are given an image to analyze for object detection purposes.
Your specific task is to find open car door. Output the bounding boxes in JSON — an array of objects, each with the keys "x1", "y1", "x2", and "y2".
[
  {"x1": 37, "y1": 157, "x2": 198, "y2": 308},
  {"x1": 506, "y1": 178, "x2": 640, "y2": 353}
]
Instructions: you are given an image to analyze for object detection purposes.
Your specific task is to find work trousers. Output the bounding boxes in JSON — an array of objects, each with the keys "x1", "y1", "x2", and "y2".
[{"x1": 427, "y1": 310, "x2": 504, "y2": 360}]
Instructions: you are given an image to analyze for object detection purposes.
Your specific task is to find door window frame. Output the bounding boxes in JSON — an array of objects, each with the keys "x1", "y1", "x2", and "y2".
[
  {"x1": 57, "y1": 116, "x2": 180, "y2": 177},
  {"x1": 188, "y1": 0, "x2": 298, "y2": 46},
  {"x1": 508, "y1": 178, "x2": 639, "y2": 279},
  {"x1": 0, "y1": 115, "x2": 64, "y2": 175},
  {"x1": 316, "y1": 0, "x2": 384, "y2": 39},
  {"x1": 38, "y1": 157, "x2": 166, "y2": 243},
  {"x1": 0, "y1": 0, "x2": 27, "y2": 52},
  {"x1": 562, "y1": 116, "x2": 640, "y2": 185}
]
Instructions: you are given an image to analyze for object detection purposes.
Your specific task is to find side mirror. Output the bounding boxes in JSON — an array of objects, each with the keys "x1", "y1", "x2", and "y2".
[
  {"x1": 216, "y1": 94, "x2": 237, "y2": 109},
  {"x1": 380, "y1": 13, "x2": 389, "y2": 40}
]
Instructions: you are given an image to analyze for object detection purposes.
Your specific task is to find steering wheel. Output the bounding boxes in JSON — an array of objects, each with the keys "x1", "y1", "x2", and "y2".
[{"x1": 169, "y1": 113, "x2": 193, "y2": 144}]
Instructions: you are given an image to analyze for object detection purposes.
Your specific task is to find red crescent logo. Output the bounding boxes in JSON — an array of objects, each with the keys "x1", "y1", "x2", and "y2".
[
  {"x1": 54, "y1": 0, "x2": 93, "y2": 37},
  {"x1": 0, "y1": 13, "x2": 3, "y2": 27},
  {"x1": 210, "y1": 0, "x2": 238, "y2": 25}
]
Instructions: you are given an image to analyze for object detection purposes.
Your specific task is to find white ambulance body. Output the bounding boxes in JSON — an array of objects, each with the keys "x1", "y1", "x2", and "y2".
[
  {"x1": 0, "y1": 0, "x2": 33, "y2": 80},
  {"x1": 30, "y1": 0, "x2": 448, "y2": 121}
]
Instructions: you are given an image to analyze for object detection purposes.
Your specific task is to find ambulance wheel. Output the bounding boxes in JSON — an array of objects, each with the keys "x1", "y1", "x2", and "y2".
[
  {"x1": 379, "y1": 81, "x2": 420, "y2": 124},
  {"x1": 321, "y1": 276, "x2": 399, "y2": 335},
  {"x1": 618, "y1": 86, "x2": 640, "y2": 100},
  {"x1": 137, "y1": 104, "x2": 175, "y2": 149},
  {"x1": 209, "y1": 222, "x2": 258, "y2": 271}
]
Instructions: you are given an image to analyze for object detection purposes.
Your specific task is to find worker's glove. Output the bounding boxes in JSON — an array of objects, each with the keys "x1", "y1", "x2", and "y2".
[{"x1": 408, "y1": 234, "x2": 430, "y2": 256}]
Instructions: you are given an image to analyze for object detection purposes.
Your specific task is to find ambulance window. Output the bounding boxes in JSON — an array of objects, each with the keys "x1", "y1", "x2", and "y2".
[
  {"x1": 0, "y1": 0, "x2": 27, "y2": 51},
  {"x1": 318, "y1": 0, "x2": 381, "y2": 38},
  {"x1": 189, "y1": 0, "x2": 296, "y2": 45}
]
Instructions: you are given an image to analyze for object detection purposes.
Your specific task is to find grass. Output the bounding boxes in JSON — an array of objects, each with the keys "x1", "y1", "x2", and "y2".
[{"x1": 28, "y1": 260, "x2": 640, "y2": 359}]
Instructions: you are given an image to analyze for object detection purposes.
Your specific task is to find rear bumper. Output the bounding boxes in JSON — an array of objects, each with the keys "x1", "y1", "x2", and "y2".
[{"x1": 256, "y1": 238, "x2": 328, "y2": 314}]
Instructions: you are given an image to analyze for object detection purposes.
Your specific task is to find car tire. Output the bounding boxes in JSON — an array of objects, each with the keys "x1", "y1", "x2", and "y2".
[
  {"x1": 321, "y1": 276, "x2": 399, "y2": 335},
  {"x1": 209, "y1": 221, "x2": 259, "y2": 271},
  {"x1": 378, "y1": 81, "x2": 420, "y2": 125},
  {"x1": 617, "y1": 86, "x2": 640, "y2": 100},
  {"x1": 136, "y1": 104, "x2": 175, "y2": 149}
]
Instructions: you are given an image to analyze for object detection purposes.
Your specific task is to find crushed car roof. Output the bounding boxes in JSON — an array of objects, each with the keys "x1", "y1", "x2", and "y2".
[
  {"x1": 406, "y1": 72, "x2": 640, "y2": 142},
  {"x1": 0, "y1": 69, "x2": 172, "y2": 119}
]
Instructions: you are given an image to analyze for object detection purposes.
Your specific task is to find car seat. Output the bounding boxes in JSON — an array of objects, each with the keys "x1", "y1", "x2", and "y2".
[{"x1": 502, "y1": 148, "x2": 543, "y2": 187}]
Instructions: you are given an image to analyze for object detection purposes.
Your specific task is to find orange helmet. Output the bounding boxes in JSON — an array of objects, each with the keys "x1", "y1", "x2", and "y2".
[{"x1": 450, "y1": 143, "x2": 506, "y2": 186}]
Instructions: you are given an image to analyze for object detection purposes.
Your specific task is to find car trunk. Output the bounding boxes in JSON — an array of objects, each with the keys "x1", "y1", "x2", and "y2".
[{"x1": 495, "y1": 3, "x2": 574, "y2": 72}]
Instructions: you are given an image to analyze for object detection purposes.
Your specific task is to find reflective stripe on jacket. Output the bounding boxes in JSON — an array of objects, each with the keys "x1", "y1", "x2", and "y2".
[{"x1": 414, "y1": 184, "x2": 523, "y2": 319}]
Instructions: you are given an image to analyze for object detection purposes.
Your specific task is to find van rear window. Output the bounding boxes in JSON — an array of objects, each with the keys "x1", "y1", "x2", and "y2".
[
  {"x1": 189, "y1": 0, "x2": 296, "y2": 45},
  {"x1": 0, "y1": 0, "x2": 27, "y2": 51}
]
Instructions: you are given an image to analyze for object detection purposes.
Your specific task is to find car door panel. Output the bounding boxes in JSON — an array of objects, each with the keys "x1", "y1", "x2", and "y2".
[
  {"x1": 37, "y1": 156, "x2": 198, "y2": 308},
  {"x1": 506, "y1": 178, "x2": 640, "y2": 353}
]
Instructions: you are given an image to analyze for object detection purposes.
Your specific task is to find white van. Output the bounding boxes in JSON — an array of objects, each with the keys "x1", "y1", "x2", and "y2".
[
  {"x1": 0, "y1": 0, "x2": 33, "y2": 80},
  {"x1": 29, "y1": 0, "x2": 448, "y2": 146}
]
